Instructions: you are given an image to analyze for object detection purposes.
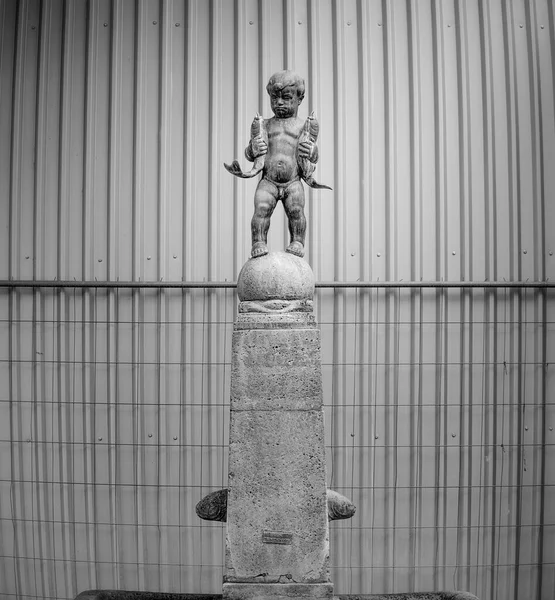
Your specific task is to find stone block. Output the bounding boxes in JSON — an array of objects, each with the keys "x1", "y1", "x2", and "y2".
[
  {"x1": 223, "y1": 582, "x2": 333, "y2": 600},
  {"x1": 226, "y1": 409, "x2": 329, "y2": 583},
  {"x1": 231, "y1": 328, "x2": 322, "y2": 411}
]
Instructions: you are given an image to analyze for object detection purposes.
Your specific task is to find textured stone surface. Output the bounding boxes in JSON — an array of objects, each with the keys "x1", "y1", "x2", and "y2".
[
  {"x1": 74, "y1": 593, "x2": 221, "y2": 600},
  {"x1": 326, "y1": 489, "x2": 356, "y2": 521},
  {"x1": 75, "y1": 591, "x2": 479, "y2": 600},
  {"x1": 231, "y1": 328, "x2": 322, "y2": 411},
  {"x1": 195, "y1": 488, "x2": 356, "y2": 523},
  {"x1": 235, "y1": 311, "x2": 317, "y2": 330},
  {"x1": 226, "y1": 409, "x2": 328, "y2": 583},
  {"x1": 237, "y1": 252, "x2": 314, "y2": 302},
  {"x1": 239, "y1": 299, "x2": 313, "y2": 313},
  {"x1": 338, "y1": 594, "x2": 479, "y2": 600},
  {"x1": 196, "y1": 489, "x2": 228, "y2": 522},
  {"x1": 223, "y1": 582, "x2": 333, "y2": 600},
  {"x1": 226, "y1": 253, "x2": 331, "y2": 593}
]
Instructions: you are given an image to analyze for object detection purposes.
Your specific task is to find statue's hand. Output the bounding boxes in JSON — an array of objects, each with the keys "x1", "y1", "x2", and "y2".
[
  {"x1": 251, "y1": 135, "x2": 268, "y2": 158},
  {"x1": 298, "y1": 140, "x2": 316, "y2": 161}
]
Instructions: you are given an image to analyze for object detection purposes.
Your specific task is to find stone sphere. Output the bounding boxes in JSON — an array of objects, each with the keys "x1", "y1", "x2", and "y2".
[{"x1": 237, "y1": 251, "x2": 315, "y2": 301}]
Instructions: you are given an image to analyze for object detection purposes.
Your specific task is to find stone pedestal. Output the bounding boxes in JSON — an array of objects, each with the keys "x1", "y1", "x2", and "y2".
[{"x1": 223, "y1": 253, "x2": 331, "y2": 600}]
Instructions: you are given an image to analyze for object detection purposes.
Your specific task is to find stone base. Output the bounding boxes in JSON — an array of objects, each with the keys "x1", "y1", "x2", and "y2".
[
  {"x1": 223, "y1": 582, "x2": 333, "y2": 600},
  {"x1": 74, "y1": 592, "x2": 220, "y2": 600},
  {"x1": 74, "y1": 590, "x2": 479, "y2": 600}
]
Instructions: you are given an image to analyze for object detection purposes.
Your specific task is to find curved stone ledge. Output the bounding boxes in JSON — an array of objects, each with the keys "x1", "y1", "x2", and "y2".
[
  {"x1": 75, "y1": 593, "x2": 221, "y2": 600},
  {"x1": 239, "y1": 299, "x2": 314, "y2": 314},
  {"x1": 75, "y1": 591, "x2": 479, "y2": 600}
]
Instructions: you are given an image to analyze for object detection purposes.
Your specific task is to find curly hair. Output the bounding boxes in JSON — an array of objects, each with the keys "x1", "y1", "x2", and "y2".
[{"x1": 266, "y1": 70, "x2": 305, "y2": 99}]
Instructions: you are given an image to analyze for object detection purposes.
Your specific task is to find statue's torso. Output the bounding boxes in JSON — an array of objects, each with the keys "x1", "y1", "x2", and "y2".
[{"x1": 263, "y1": 117, "x2": 304, "y2": 183}]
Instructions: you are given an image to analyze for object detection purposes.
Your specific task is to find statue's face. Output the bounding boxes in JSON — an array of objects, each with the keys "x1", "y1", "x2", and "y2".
[{"x1": 269, "y1": 85, "x2": 302, "y2": 118}]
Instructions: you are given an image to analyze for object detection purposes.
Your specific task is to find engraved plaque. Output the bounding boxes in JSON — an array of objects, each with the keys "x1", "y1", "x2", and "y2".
[{"x1": 262, "y1": 530, "x2": 293, "y2": 545}]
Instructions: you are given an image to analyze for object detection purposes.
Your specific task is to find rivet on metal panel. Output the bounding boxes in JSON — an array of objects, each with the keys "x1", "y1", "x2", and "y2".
[
  {"x1": 374, "y1": 435, "x2": 379, "y2": 440},
  {"x1": 98, "y1": 258, "x2": 103, "y2": 262},
  {"x1": 173, "y1": 436, "x2": 178, "y2": 440},
  {"x1": 175, "y1": 22, "x2": 180, "y2": 27},
  {"x1": 104, "y1": 23, "x2": 108, "y2": 27},
  {"x1": 448, "y1": 24, "x2": 451, "y2": 27},
  {"x1": 452, "y1": 251, "x2": 456, "y2": 255},
  {"x1": 524, "y1": 426, "x2": 528, "y2": 431},
  {"x1": 148, "y1": 433, "x2": 153, "y2": 437},
  {"x1": 378, "y1": 23, "x2": 382, "y2": 27},
  {"x1": 451, "y1": 433, "x2": 456, "y2": 437},
  {"x1": 549, "y1": 251, "x2": 553, "y2": 256},
  {"x1": 249, "y1": 20, "x2": 254, "y2": 25},
  {"x1": 26, "y1": 438, "x2": 31, "y2": 443},
  {"x1": 519, "y1": 24, "x2": 523, "y2": 28},
  {"x1": 25, "y1": 256, "x2": 29, "y2": 259},
  {"x1": 98, "y1": 437, "x2": 102, "y2": 441},
  {"x1": 298, "y1": 21, "x2": 302, "y2": 25},
  {"x1": 153, "y1": 21, "x2": 157, "y2": 25},
  {"x1": 31, "y1": 25, "x2": 36, "y2": 30},
  {"x1": 347, "y1": 21, "x2": 352, "y2": 26},
  {"x1": 351, "y1": 252, "x2": 355, "y2": 257},
  {"x1": 549, "y1": 427, "x2": 553, "y2": 431},
  {"x1": 523, "y1": 249, "x2": 527, "y2": 254},
  {"x1": 377, "y1": 253, "x2": 381, "y2": 257},
  {"x1": 147, "y1": 256, "x2": 151, "y2": 260},
  {"x1": 541, "y1": 25, "x2": 545, "y2": 29}
]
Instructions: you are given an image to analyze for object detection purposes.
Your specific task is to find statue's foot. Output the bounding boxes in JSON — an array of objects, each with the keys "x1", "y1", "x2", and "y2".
[
  {"x1": 285, "y1": 241, "x2": 304, "y2": 257},
  {"x1": 251, "y1": 242, "x2": 269, "y2": 258}
]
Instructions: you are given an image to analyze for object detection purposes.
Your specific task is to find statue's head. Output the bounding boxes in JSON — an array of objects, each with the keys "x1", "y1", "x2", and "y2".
[{"x1": 266, "y1": 70, "x2": 305, "y2": 118}]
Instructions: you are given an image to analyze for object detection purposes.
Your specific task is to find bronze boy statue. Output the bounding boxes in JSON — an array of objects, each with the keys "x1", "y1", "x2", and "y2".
[{"x1": 225, "y1": 70, "x2": 331, "y2": 258}]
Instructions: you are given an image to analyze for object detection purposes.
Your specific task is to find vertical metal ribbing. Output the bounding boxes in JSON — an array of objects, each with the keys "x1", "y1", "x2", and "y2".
[
  {"x1": 406, "y1": 0, "x2": 420, "y2": 591},
  {"x1": 329, "y1": 9, "x2": 347, "y2": 586},
  {"x1": 234, "y1": 0, "x2": 247, "y2": 271},
  {"x1": 3, "y1": 0, "x2": 19, "y2": 282}
]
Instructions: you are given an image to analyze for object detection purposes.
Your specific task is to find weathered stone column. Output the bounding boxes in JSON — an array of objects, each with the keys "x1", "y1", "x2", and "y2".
[{"x1": 223, "y1": 252, "x2": 332, "y2": 600}]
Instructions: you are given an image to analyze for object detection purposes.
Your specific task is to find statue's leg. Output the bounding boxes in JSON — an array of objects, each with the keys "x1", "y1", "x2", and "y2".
[
  {"x1": 283, "y1": 181, "x2": 306, "y2": 257},
  {"x1": 251, "y1": 179, "x2": 278, "y2": 257}
]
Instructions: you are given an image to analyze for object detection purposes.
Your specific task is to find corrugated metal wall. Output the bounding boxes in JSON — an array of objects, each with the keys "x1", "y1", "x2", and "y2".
[{"x1": 1, "y1": 0, "x2": 554, "y2": 599}]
